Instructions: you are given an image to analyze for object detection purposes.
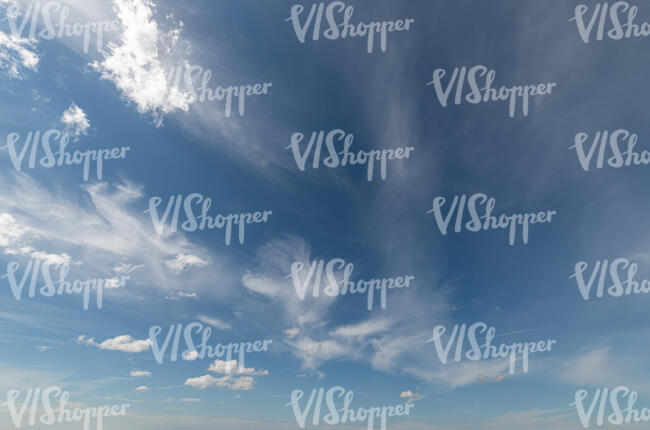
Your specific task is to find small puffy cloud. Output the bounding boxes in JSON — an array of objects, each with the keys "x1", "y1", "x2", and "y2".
[
  {"x1": 208, "y1": 360, "x2": 268, "y2": 376},
  {"x1": 186, "y1": 360, "x2": 269, "y2": 391},
  {"x1": 77, "y1": 334, "x2": 152, "y2": 353},
  {"x1": 35, "y1": 345, "x2": 51, "y2": 352},
  {"x1": 182, "y1": 350, "x2": 199, "y2": 361},
  {"x1": 185, "y1": 375, "x2": 255, "y2": 391},
  {"x1": 135, "y1": 386, "x2": 148, "y2": 392},
  {"x1": 400, "y1": 391, "x2": 423, "y2": 404},
  {"x1": 130, "y1": 370, "x2": 152, "y2": 378},
  {"x1": 197, "y1": 315, "x2": 230, "y2": 331},
  {"x1": 164, "y1": 291, "x2": 199, "y2": 301},
  {"x1": 113, "y1": 263, "x2": 144, "y2": 275},
  {"x1": 179, "y1": 398, "x2": 201, "y2": 403},
  {"x1": 165, "y1": 253, "x2": 208, "y2": 273},
  {"x1": 61, "y1": 102, "x2": 90, "y2": 137}
]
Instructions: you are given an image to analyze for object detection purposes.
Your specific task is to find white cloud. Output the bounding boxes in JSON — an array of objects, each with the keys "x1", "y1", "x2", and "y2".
[
  {"x1": 135, "y1": 385, "x2": 148, "y2": 391},
  {"x1": 197, "y1": 315, "x2": 230, "y2": 331},
  {"x1": 4, "y1": 245, "x2": 72, "y2": 266},
  {"x1": 0, "y1": 29, "x2": 38, "y2": 79},
  {"x1": 113, "y1": 263, "x2": 144, "y2": 274},
  {"x1": 0, "y1": 213, "x2": 27, "y2": 247},
  {"x1": 208, "y1": 360, "x2": 268, "y2": 376},
  {"x1": 184, "y1": 375, "x2": 255, "y2": 391},
  {"x1": 104, "y1": 277, "x2": 127, "y2": 289},
  {"x1": 400, "y1": 391, "x2": 423, "y2": 404},
  {"x1": 0, "y1": 213, "x2": 74, "y2": 266},
  {"x1": 182, "y1": 350, "x2": 199, "y2": 361},
  {"x1": 91, "y1": 0, "x2": 191, "y2": 126},
  {"x1": 185, "y1": 360, "x2": 268, "y2": 391},
  {"x1": 130, "y1": 370, "x2": 152, "y2": 378},
  {"x1": 61, "y1": 102, "x2": 90, "y2": 137},
  {"x1": 77, "y1": 334, "x2": 152, "y2": 353},
  {"x1": 0, "y1": 174, "x2": 212, "y2": 268},
  {"x1": 241, "y1": 236, "x2": 432, "y2": 377},
  {"x1": 35, "y1": 345, "x2": 51, "y2": 353},
  {"x1": 165, "y1": 253, "x2": 208, "y2": 273},
  {"x1": 332, "y1": 318, "x2": 394, "y2": 338}
]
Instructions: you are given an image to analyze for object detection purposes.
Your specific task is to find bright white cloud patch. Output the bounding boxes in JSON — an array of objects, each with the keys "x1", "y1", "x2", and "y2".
[
  {"x1": 61, "y1": 102, "x2": 91, "y2": 137},
  {"x1": 185, "y1": 360, "x2": 268, "y2": 391},
  {"x1": 4, "y1": 245, "x2": 72, "y2": 266},
  {"x1": 91, "y1": 0, "x2": 190, "y2": 126},
  {"x1": 166, "y1": 253, "x2": 208, "y2": 272},
  {"x1": 0, "y1": 213, "x2": 27, "y2": 247},
  {"x1": 0, "y1": 29, "x2": 38, "y2": 79},
  {"x1": 208, "y1": 360, "x2": 268, "y2": 376},
  {"x1": 0, "y1": 213, "x2": 72, "y2": 265},
  {"x1": 77, "y1": 334, "x2": 152, "y2": 353},
  {"x1": 182, "y1": 350, "x2": 199, "y2": 361},
  {"x1": 130, "y1": 370, "x2": 152, "y2": 378},
  {"x1": 184, "y1": 375, "x2": 255, "y2": 391},
  {"x1": 135, "y1": 385, "x2": 148, "y2": 391}
]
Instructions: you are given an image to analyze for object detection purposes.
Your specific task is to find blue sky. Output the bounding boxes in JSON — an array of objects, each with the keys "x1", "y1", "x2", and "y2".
[{"x1": 0, "y1": 0, "x2": 649, "y2": 429}]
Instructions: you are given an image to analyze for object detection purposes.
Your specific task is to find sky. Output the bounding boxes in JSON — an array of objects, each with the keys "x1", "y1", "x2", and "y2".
[{"x1": 0, "y1": 0, "x2": 649, "y2": 429}]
